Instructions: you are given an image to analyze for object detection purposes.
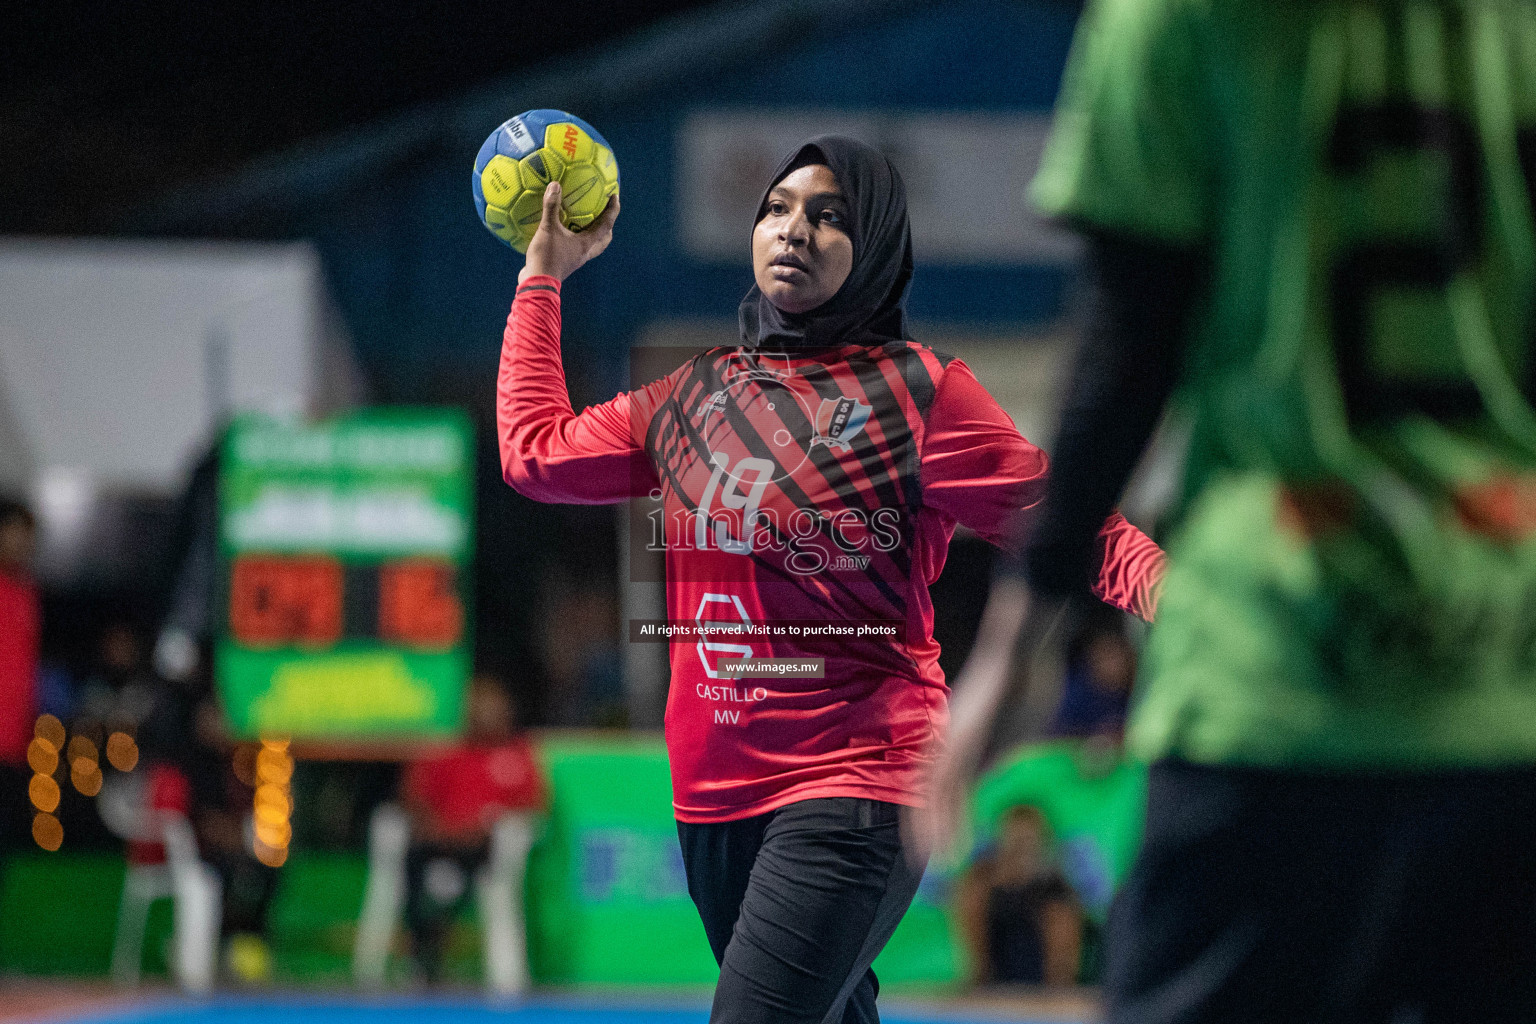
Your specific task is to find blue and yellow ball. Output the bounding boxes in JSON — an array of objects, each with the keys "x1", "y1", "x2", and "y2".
[{"x1": 472, "y1": 110, "x2": 620, "y2": 253}]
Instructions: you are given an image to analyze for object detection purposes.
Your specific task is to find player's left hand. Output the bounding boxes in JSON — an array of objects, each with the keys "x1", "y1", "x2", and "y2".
[{"x1": 519, "y1": 182, "x2": 619, "y2": 284}]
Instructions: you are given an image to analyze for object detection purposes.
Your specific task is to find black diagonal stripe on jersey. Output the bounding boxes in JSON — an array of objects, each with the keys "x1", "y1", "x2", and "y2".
[
  {"x1": 795, "y1": 359, "x2": 907, "y2": 512},
  {"x1": 752, "y1": 376, "x2": 914, "y2": 587},
  {"x1": 649, "y1": 404, "x2": 691, "y2": 476},
  {"x1": 730, "y1": 348, "x2": 915, "y2": 589},
  {"x1": 715, "y1": 392, "x2": 906, "y2": 616},
  {"x1": 677, "y1": 361, "x2": 718, "y2": 417},
  {"x1": 849, "y1": 347, "x2": 928, "y2": 513},
  {"x1": 792, "y1": 356, "x2": 915, "y2": 579},
  {"x1": 764, "y1": 369, "x2": 884, "y2": 513},
  {"x1": 642, "y1": 362, "x2": 697, "y2": 467},
  {"x1": 654, "y1": 404, "x2": 893, "y2": 619},
  {"x1": 649, "y1": 353, "x2": 728, "y2": 471},
  {"x1": 645, "y1": 376, "x2": 691, "y2": 462},
  {"x1": 840, "y1": 350, "x2": 921, "y2": 513},
  {"x1": 647, "y1": 421, "x2": 825, "y2": 602},
  {"x1": 657, "y1": 374, "x2": 896, "y2": 620},
  {"x1": 674, "y1": 382, "x2": 899, "y2": 621},
  {"x1": 750, "y1": 512, "x2": 903, "y2": 620},
  {"x1": 897, "y1": 345, "x2": 941, "y2": 419},
  {"x1": 660, "y1": 348, "x2": 905, "y2": 618},
  {"x1": 890, "y1": 345, "x2": 940, "y2": 510},
  {"x1": 743, "y1": 349, "x2": 914, "y2": 524}
]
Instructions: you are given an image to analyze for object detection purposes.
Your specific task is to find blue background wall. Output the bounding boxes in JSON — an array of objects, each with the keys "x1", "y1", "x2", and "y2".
[{"x1": 201, "y1": 0, "x2": 1083, "y2": 399}]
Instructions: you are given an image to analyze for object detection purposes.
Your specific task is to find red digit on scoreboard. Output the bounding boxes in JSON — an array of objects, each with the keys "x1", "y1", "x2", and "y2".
[
  {"x1": 379, "y1": 559, "x2": 463, "y2": 650},
  {"x1": 230, "y1": 556, "x2": 344, "y2": 648}
]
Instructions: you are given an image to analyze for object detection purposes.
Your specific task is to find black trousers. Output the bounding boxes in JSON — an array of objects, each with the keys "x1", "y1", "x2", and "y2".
[
  {"x1": 1107, "y1": 760, "x2": 1536, "y2": 1024},
  {"x1": 678, "y1": 797, "x2": 925, "y2": 1024},
  {"x1": 205, "y1": 850, "x2": 279, "y2": 937}
]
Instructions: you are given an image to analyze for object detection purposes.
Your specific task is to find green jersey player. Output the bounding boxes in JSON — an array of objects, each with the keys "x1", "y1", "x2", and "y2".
[{"x1": 919, "y1": 1, "x2": 1536, "y2": 1020}]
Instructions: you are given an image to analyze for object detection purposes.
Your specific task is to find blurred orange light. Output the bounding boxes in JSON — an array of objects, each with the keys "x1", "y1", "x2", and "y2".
[
  {"x1": 253, "y1": 841, "x2": 288, "y2": 867},
  {"x1": 27, "y1": 739, "x2": 58, "y2": 776},
  {"x1": 105, "y1": 732, "x2": 139, "y2": 772},
  {"x1": 254, "y1": 783, "x2": 289, "y2": 813},
  {"x1": 67, "y1": 735, "x2": 98, "y2": 763},
  {"x1": 255, "y1": 819, "x2": 292, "y2": 848},
  {"x1": 29, "y1": 774, "x2": 60, "y2": 813},
  {"x1": 71, "y1": 759, "x2": 103, "y2": 796},
  {"x1": 255, "y1": 748, "x2": 293, "y2": 786},
  {"x1": 254, "y1": 801, "x2": 288, "y2": 827},
  {"x1": 34, "y1": 715, "x2": 65, "y2": 750},
  {"x1": 32, "y1": 812, "x2": 63, "y2": 851},
  {"x1": 259, "y1": 737, "x2": 290, "y2": 752}
]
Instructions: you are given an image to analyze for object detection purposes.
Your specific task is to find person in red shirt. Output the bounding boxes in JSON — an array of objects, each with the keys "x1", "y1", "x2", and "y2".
[
  {"x1": 498, "y1": 137, "x2": 1163, "y2": 1024},
  {"x1": 122, "y1": 760, "x2": 193, "y2": 868},
  {"x1": 0, "y1": 499, "x2": 40, "y2": 852},
  {"x1": 400, "y1": 674, "x2": 545, "y2": 983}
]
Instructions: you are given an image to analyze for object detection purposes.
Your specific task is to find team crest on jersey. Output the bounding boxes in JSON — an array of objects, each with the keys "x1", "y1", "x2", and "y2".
[{"x1": 811, "y1": 396, "x2": 872, "y2": 452}]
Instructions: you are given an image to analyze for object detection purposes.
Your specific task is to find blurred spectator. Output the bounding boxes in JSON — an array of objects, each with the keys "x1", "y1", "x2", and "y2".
[
  {"x1": 76, "y1": 619, "x2": 199, "y2": 807},
  {"x1": 75, "y1": 621, "x2": 162, "y2": 732},
  {"x1": 956, "y1": 804, "x2": 1083, "y2": 988},
  {"x1": 0, "y1": 498, "x2": 40, "y2": 850},
  {"x1": 400, "y1": 674, "x2": 546, "y2": 983},
  {"x1": 118, "y1": 685, "x2": 277, "y2": 984},
  {"x1": 1048, "y1": 612, "x2": 1136, "y2": 742},
  {"x1": 121, "y1": 750, "x2": 193, "y2": 869}
]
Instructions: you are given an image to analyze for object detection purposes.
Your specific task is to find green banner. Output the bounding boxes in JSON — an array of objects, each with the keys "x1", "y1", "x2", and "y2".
[
  {"x1": 525, "y1": 735, "x2": 715, "y2": 985},
  {"x1": 523, "y1": 734, "x2": 962, "y2": 988},
  {"x1": 216, "y1": 409, "x2": 473, "y2": 740}
]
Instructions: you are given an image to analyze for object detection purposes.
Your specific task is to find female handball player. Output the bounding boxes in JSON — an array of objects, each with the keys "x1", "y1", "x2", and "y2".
[{"x1": 497, "y1": 136, "x2": 1162, "y2": 1024}]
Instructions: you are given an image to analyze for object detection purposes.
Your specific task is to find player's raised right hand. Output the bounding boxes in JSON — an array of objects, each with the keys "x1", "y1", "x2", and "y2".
[{"x1": 520, "y1": 182, "x2": 619, "y2": 284}]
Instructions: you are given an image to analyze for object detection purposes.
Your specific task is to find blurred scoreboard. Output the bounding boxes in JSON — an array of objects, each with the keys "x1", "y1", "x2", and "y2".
[{"x1": 216, "y1": 410, "x2": 473, "y2": 741}]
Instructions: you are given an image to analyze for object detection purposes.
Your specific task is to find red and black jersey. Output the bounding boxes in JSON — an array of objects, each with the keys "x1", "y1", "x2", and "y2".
[{"x1": 499, "y1": 277, "x2": 1163, "y2": 822}]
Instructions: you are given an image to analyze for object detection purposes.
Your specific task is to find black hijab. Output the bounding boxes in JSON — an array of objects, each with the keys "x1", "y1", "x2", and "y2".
[{"x1": 737, "y1": 135, "x2": 914, "y2": 350}]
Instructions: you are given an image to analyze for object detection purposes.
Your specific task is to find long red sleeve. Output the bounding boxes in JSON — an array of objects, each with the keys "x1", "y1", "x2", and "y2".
[
  {"x1": 497, "y1": 277, "x2": 663, "y2": 504},
  {"x1": 919, "y1": 360, "x2": 1163, "y2": 621},
  {"x1": 919, "y1": 360, "x2": 1050, "y2": 548}
]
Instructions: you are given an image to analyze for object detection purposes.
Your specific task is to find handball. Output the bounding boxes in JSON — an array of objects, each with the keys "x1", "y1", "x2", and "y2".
[{"x1": 472, "y1": 109, "x2": 620, "y2": 253}]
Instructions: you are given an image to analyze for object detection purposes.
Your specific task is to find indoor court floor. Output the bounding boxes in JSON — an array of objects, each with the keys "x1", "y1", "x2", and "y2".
[{"x1": 0, "y1": 990, "x2": 1099, "y2": 1024}]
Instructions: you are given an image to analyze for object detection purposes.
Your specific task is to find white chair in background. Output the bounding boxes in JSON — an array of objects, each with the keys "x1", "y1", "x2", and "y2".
[
  {"x1": 160, "y1": 813, "x2": 223, "y2": 993},
  {"x1": 109, "y1": 844, "x2": 173, "y2": 986},
  {"x1": 352, "y1": 802, "x2": 410, "y2": 989},
  {"x1": 478, "y1": 811, "x2": 539, "y2": 996},
  {"x1": 352, "y1": 801, "x2": 539, "y2": 995},
  {"x1": 101, "y1": 777, "x2": 222, "y2": 992}
]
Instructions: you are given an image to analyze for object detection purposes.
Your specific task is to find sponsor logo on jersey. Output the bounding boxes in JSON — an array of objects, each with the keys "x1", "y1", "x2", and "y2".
[
  {"x1": 696, "y1": 389, "x2": 728, "y2": 421},
  {"x1": 695, "y1": 593, "x2": 754, "y2": 680},
  {"x1": 693, "y1": 368, "x2": 794, "y2": 425},
  {"x1": 811, "y1": 396, "x2": 871, "y2": 452}
]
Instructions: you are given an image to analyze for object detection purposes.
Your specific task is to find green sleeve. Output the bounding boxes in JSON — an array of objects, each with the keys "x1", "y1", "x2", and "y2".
[{"x1": 1031, "y1": 0, "x2": 1217, "y2": 244}]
